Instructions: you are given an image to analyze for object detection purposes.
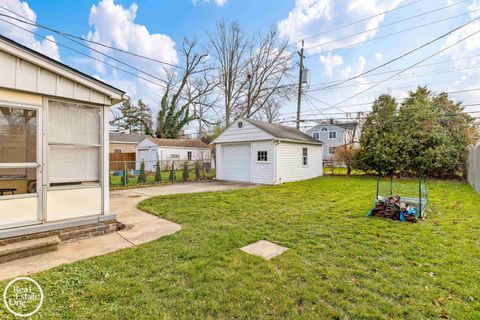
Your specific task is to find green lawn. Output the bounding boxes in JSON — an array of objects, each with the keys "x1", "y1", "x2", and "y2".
[
  {"x1": 1, "y1": 176, "x2": 480, "y2": 319},
  {"x1": 110, "y1": 169, "x2": 216, "y2": 188}
]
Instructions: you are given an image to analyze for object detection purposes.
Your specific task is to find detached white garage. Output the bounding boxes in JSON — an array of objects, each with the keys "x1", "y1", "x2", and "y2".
[{"x1": 213, "y1": 118, "x2": 323, "y2": 184}]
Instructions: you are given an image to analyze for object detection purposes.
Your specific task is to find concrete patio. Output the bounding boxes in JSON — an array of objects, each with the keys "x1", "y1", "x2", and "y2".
[{"x1": 0, "y1": 181, "x2": 253, "y2": 281}]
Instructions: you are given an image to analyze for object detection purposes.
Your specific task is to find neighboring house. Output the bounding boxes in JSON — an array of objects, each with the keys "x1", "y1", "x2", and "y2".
[
  {"x1": 306, "y1": 122, "x2": 358, "y2": 160},
  {"x1": 212, "y1": 118, "x2": 323, "y2": 185},
  {"x1": 0, "y1": 35, "x2": 126, "y2": 240},
  {"x1": 109, "y1": 133, "x2": 146, "y2": 170},
  {"x1": 136, "y1": 137, "x2": 211, "y2": 171},
  {"x1": 109, "y1": 132, "x2": 146, "y2": 154}
]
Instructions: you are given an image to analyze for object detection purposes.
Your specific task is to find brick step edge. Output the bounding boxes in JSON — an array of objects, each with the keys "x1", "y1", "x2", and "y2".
[{"x1": 0, "y1": 236, "x2": 60, "y2": 264}]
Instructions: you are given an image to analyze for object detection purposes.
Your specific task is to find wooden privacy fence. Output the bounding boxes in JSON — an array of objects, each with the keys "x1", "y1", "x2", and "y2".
[
  {"x1": 467, "y1": 143, "x2": 480, "y2": 193},
  {"x1": 109, "y1": 152, "x2": 136, "y2": 170}
]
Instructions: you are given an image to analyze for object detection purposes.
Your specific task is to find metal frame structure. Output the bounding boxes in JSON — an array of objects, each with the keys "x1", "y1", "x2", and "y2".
[{"x1": 369, "y1": 176, "x2": 428, "y2": 219}]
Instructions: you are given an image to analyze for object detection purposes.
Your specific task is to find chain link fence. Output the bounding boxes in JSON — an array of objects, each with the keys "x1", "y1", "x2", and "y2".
[
  {"x1": 110, "y1": 159, "x2": 215, "y2": 188},
  {"x1": 468, "y1": 143, "x2": 480, "y2": 193}
]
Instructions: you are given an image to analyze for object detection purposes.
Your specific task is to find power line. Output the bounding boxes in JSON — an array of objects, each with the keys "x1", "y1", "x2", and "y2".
[
  {"x1": 305, "y1": 8, "x2": 480, "y2": 57},
  {"x1": 0, "y1": 13, "x2": 177, "y2": 84},
  {"x1": 279, "y1": 87, "x2": 480, "y2": 118},
  {"x1": 303, "y1": 54, "x2": 480, "y2": 89},
  {"x1": 0, "y1": 5, "x2": 181, "y2": 69},
  {"x1": 304, "y1": 1, "x2": 471, "y2": 52},
  {"x1": 249, "y1": 53, "x2": 480, "y2": 92},
  {"x1": 0, "y1": 17, "x2": 167, "y2": 89},
  {"x1": 330, "y1": 26, "x2": 480, "y2": 109},
  {"x1": 287, "y1": 0, "x2": 424, "y2": 47},
  {"x1": 304, "y1": 17, "x2": 480, "y2": 95},
  {"x1": 306, "y1": 64, "x2": 480, "y2": 92}
]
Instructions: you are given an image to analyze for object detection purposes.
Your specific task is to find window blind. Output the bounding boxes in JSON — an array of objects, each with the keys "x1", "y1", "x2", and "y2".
[{"x1": 48, "y1": 101, "x2": 101, "y2": 184}]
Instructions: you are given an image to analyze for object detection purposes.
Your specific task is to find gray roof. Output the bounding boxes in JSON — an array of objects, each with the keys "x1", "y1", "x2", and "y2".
[
  {"x1": 309, "y1": 122, "x2": 358, "y2": 132},
  {"x1": 334, "y1": 122, "x2": 358, "y2": 131},
  {"x1": 244, "y1": 118, "x2": 322, "y2": 145},
  {"x1": 109, "y1": 133, "x2": 146, "y2": 144}
]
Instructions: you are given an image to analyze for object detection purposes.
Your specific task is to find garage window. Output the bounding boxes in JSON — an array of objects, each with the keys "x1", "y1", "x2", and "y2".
[
  {"x1": 302, "y1": 148, "x2": 308, "y2": 166},
  {"x1": 257, "y1": 151, "x2": 268, "y2": 162},
  {"x1": 187, "y1": 151, "x2": 192, "y2": 161}
]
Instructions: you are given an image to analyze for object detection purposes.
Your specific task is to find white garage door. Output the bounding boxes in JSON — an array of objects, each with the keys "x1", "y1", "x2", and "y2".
[{"x1": 222, "y1": 144, "x2": 251, "y2": 182}]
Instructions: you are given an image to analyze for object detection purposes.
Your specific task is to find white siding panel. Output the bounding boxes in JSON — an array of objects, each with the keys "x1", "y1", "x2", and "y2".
[
  {"x1": 0, "y1": 197, "x2": 38, "y2": 228},
  {"x1": 57, "y1": 77, "x2": 75, "y2": 98},
  {"x1": 91, "y1": 90, "x2": 105, "y2": 104},
  {"x1": 213, "y1": 119, "x2": 273, "y2": 143},
  {"x1": 37, "y1": 68, "x2": 57, "y2": 95},
  {"x1": 158, "y1": 147, "x2": 210, "y2": 161},
  {"x1": 47, "y1": 188, "x2": 102, "y2": 221},
  {"x1": 0, "y1": 51, "x2": 16, "y2": 88},
  {"x1": 17, "y1": 59, "x2": 37, "y2": 92},
  {"x1": 0, "y1": 49, "x2": 112, "y2": 104},
  {"x1": 76, "y1": 84, "x2": 91, "y2": 101},
  {"x1": 276, "y1": 142, "x2": 323, "y2": 183},
  {"x1": 251, "y1": 141, "x2": 275, "y2": 184}
]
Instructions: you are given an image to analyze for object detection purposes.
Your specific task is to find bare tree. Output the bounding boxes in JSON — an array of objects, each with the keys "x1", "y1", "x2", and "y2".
[
  {"x1": 155, "y1": 39, "x2": 219, "y2": 138},
  {"x1": 254, "y1": 98, "x2": 281, "y2": 123},
  {"x1": 242, "y1": 29, "x2": 294, "y2": 119},
  {"x1": 208, "y1": 20, "x2": 249, "y2": 127},
  {"x1": 209, "y1": 21, "x2": 294, "y2": 126}
]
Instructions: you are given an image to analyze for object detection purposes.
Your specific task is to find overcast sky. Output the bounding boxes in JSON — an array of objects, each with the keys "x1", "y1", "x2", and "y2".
[{"x1": 1, "y1": 0, "x2": 479, "y2": 133}]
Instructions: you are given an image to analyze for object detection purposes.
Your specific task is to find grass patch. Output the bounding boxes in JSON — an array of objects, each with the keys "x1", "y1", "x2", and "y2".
[
  {"x1": 1, "y1": 176, "x2": 479, "y2": 319},
  {"x1": 110, "y1": 169, "x2": 215, "y2": 188}
]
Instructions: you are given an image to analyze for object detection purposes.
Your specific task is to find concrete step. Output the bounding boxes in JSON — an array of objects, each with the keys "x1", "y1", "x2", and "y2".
[{"x1": 0, "y1": 235, "x2": 60, "y2": 264}]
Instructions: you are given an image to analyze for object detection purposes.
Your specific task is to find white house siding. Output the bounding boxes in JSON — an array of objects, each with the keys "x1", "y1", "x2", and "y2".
[
  {"x1": 0, "y1": 48, "x2": 113, "y2": 105},
  {"x1": 251, "y1": 141, "x2": 275, "y2": 184},
  {"x1": 213, "y1": 118, "x2": 273, "y2": 143},
  {"x1": 307, "y1": 124, "x2": 348, "y2": 159},
  {"x1": 276, "y1": 142, "x2": 323, "y2": 183},
  {"x1": 136, "y1": 139, "x2": 211, "y2": 171}
]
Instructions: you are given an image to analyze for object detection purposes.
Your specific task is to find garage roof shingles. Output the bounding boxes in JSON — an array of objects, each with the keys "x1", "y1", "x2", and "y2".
[
  {"x1": 109, "y1": 133, "x2": 146, "y2": 143},
  {"x1": 147, "y1": 137, "x2": 209, "y2": 148},
  {"x1": 244, "y1": 118, "x2": 323, "y2": 145}
]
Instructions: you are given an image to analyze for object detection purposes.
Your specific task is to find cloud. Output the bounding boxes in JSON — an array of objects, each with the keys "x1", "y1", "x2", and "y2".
[
  {"x1": 375, "y1": 52, "x2": 383, "y2": 62},
  {"x1": 0, "y1": 0, "x2": 60, "y2": 60},
  {"x1": 319, "y1": 53, "x2": 343, "y2": 76},
  {"x1": 85, "y1": 0, "x2": 178, "y2": 103},
  {"x1": 192, "y1": 0, "x2": 227, "y2": 6},
  {"x1": 278, "y1": 0, "x2": 403, "y2": 55},
  {"x1": 341, "y1": 56, "x2": 366, "y2": 79}
]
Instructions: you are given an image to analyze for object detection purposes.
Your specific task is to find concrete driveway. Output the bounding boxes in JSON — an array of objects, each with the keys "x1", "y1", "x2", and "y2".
[
  {"x1": 0, "y1": 180, "x2": 253, "y2": 281},
  {"x1": 111, "y1": 180, "x2": 254, "y2": 245}
]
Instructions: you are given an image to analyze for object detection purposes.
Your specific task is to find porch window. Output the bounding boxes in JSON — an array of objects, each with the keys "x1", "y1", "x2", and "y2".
[
  {"x1": 48, "y1": 100, "x2": 101, "y2": 186},
  {"x1": 0, "y1": 106, "x2": 37, "y2": 196}
]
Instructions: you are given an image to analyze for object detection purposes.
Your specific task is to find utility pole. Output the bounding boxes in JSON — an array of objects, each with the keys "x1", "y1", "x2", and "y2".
[{"x1": 296, "y1": 40, "x2": 305, "y2": 130}]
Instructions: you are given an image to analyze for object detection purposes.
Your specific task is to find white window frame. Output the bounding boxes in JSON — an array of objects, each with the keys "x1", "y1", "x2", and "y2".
[
  {"x1": 302, "y1": 147, "x2": 308, "y2": 166},
  {"x1": 321, "y1": 127, "x2": 328, "y2": 132},
  {"x1": 256, "y1": 150, "x2": 268, "y2": 163},
  {"x1": 313, "y1": 132, "x2": 319, "y2": 139},
  {"x1": 329, "y1": 131, "x2": 337, "y2": 139},
  {"x1": 187, "y1": 151, "x2": 192, "y2": 161},
  {"x1": 45, "y1": 99, "x2": 103, "y2": 190},
  {"x1": 0, "y1": 100, "x2": 43, "y2": 225}
]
